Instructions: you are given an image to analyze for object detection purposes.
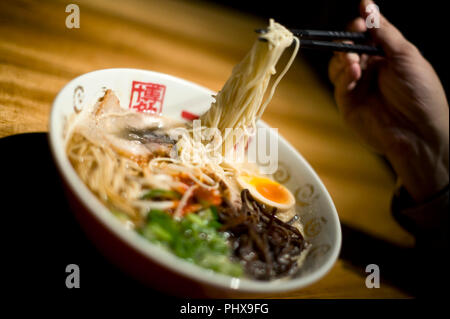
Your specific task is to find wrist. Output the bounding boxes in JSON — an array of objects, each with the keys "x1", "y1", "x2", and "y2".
[{"x1": 386, "y1": 135, "x2": 449, "y2": 203}]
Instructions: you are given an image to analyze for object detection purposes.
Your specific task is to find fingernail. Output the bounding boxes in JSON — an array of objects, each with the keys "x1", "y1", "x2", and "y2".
[
  {"x1": 346, "y1": 53, "x2": 360, "y2": 63},
  {"x1": 348, "y1": 63, "x2": 361, "y2": 80}
]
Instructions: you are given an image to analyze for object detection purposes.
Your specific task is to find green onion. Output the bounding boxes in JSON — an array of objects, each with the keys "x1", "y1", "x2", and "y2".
[
  {"x1": 111, "y1": 209, "x2": 132, "y2": 224},
  {"x1": 141, "y1": 189, "x2": 181, "y2": 200},
  {"x1": 139, "y1": 209, "x2": 242, "y2": 277}
]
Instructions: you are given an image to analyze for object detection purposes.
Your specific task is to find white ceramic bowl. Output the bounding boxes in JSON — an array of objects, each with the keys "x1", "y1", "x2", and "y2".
[{"x1": 49, "y1": 68, "x2": 341, "y2": 296}]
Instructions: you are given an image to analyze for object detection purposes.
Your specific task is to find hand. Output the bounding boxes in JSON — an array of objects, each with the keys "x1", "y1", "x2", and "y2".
[{"x1": 328, "y1": 0, "x2": 449, "y2": 203}]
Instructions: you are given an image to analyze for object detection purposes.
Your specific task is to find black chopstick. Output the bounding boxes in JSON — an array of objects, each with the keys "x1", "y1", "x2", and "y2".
[
  {"x1": 256, "y1": 28, "x2": 369, "y2": 41},
  {"x1": 300, "y1": 39, "x2": 384, "y2": 55},
  {"x1": 255, "y1": 28, "x2": 384, "y2": 56},
  {"x1": 290, "y1": 29, "x2": 368, "y2": 41}
]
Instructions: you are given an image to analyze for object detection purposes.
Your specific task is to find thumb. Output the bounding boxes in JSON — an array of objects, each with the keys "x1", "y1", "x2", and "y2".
[{"x1": 360, "y1": 0, "x2": 413, "y2": 57}]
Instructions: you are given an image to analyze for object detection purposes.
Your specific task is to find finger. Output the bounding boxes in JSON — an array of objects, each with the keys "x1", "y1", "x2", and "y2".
[
  {"x1": 329, "y1": 51, "x2": 361, "y2": 85},
  {"x1": 330, "y1": 17, "x2": 366, "y2": 85},
  {"x1": 328, "y1": 53, "x2": 346, "y2": 85},
  {"x1": 345, "y1": 52, "x2": 360, "y2": 65},
  {"x1": 334, "y1": 63, "x2": 361, "y2": 99},
  {"x1": 360, "y1": 53, "x2": 369, "y2": 70},
  {"x1": 360, "y1": 0, "x2": 414, "y2": 57},
  {"x1": 347, "y1": 17, "x2": 367, "y2": 33},
  {"x1": 340, "y1": 18, "x2": 364, "y2": 70},
  {"x1": 347, "y1": 18, "x2": 373, "y2": 72}
]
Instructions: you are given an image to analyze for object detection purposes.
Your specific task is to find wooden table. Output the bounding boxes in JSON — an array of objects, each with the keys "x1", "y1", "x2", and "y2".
[{"x1": 0, "y1": 0, "x2": 414, "y2": 298}]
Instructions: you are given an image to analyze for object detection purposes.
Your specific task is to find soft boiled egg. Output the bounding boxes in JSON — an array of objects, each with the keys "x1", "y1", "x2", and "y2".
[{"x1": 237, "y1": 173, "x2": 295, "y2": 210}]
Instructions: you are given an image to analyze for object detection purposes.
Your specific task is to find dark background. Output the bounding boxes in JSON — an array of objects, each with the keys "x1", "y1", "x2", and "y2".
[{"x1": 210, "y1": 0, "x2": 449, "y2": 96}]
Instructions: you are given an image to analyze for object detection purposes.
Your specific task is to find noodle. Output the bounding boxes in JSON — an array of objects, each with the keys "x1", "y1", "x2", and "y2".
[
  {"x1": 67, "y1": 133, "x2": 144, "y2": 222},
  {"x1": 200, "y1": 19, "x2": 299, "y2": 153}
]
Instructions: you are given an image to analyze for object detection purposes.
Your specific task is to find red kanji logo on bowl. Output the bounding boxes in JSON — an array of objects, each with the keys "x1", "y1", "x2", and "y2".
[{"x1": 129, "y1": 81, "x2": 166, "y2": 114}]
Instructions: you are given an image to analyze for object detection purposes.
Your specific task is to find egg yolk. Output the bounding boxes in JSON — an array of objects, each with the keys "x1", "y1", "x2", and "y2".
[{"x1": 241, "y1": 176, "x2": 291, "y2": 204}]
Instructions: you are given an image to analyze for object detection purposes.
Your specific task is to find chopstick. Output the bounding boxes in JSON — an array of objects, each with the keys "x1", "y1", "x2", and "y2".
[
  {"x1": 299, "y1": 39, "x2": 383, "y2": 55},
  {"x1": 255, "y1": 28, "x2": 384, "y2": 56}
]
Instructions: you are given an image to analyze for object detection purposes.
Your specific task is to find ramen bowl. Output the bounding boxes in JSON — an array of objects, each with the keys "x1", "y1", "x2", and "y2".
[{"x1": 49, "y1": 68, "x2": 341, "y2": 297}]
